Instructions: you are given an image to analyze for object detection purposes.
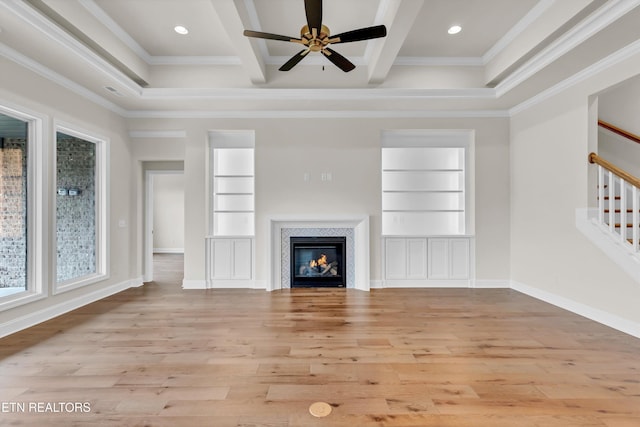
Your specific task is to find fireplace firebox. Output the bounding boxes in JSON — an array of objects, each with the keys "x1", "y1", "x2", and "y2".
[{"x1": 290, "y1": 236, "x2": 346, "y2": 288}]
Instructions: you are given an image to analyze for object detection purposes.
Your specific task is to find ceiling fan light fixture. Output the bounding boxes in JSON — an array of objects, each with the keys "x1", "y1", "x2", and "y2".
[
  {"x1": 174, "y1": 25, "x2": 189, "y2": 35},
  {"x1": 448, "y1": 25, "x2": 462, "y2": 35}
]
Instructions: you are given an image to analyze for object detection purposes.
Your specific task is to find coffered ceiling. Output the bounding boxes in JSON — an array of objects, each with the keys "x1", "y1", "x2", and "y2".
[{"x1": 1, "y1": 0, "x2": 640, "y2": 116}]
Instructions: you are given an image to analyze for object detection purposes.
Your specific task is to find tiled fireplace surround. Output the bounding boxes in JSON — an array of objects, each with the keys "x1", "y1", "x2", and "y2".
[{"x1": 267, "y1": 216, "x2": 370, "y2": 291}]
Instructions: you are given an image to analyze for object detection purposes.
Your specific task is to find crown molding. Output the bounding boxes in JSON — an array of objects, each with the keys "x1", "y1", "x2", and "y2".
[
  {"x1": 139, "y1": 87, "x2": 496, "y2": 101},
  {"x1": 510, "y1": 37, "x2": 640, "y2": 115},
  {"x1": 3, "y1": 0, "x2": 144, "y2": 96},
  {"x1": 0, "y1": 42, "x2": 127, "y2": 117},
  {"x1": 496, "y1": 0, "x2": 640, "y2": 98},
  {"x1": 122, "y1": 109, "x2": 509, "y2": 119}
]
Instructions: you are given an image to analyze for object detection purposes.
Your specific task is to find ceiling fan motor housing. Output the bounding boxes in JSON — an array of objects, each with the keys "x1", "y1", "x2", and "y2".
[{"x1": 301, "y1": 25, "x2": 330, "y2": 52}]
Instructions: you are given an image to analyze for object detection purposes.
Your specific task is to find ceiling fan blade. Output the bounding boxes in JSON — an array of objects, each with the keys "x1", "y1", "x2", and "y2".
[
  {"x1": 304, "y1": 0, "x2": 323, "y2": 35},
  {"x1": 330, "y1": 25, "x2": 387, "y2": 44},
  {"x1": 279, "y1": 49, "x2": 310, "y2": 71},
  {"x1": 321, "y1": 48, "x2": 355, "y2": 72},
  {"x1": 243, "y1": 30, "x2": 301, "y2": 43}
]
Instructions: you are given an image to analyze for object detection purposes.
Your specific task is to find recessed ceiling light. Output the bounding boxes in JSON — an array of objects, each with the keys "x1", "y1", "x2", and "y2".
[
  {"x1": 448, "y1": 25, "x2": 462, "y2": 35},
  {"x1": 174, "y1": 25, "x2": 189, "y2": 35}
]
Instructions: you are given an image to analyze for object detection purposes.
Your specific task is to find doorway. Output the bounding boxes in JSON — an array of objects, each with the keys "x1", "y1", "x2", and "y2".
[{"x1": 144, "y1": 168, "x2": 184, "y2": 282}]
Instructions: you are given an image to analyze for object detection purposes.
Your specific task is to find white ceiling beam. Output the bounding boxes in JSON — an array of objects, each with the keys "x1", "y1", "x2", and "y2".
[
  {"x1": 367, "y1": 0, "x2": 424, "y2": 84},
  {"x1": 212, "y1": 0, "x2": 266, "y2": 84}
]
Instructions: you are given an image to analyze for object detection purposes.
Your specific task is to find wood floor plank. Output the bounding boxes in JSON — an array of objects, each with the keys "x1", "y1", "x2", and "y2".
[{"x1": 1, "y1": 254, "x2": 640, "y2": 426}]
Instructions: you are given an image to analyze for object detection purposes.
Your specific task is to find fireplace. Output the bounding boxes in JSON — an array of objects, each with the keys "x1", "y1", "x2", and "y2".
[{"x1": 290, "y1": 236, "x2": 346, "y2": 288}]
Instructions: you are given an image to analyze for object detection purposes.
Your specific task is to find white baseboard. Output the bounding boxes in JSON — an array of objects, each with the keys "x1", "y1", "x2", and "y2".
[
  {"x1": 511, "y1": 280, "x2": 640, "y2": 339},
  {"x1": 382, "y1": 279, "x2": 471, "y2": 288},
  {"x1": 182, "y1": 279, "x2": 207, "y2": 289},
  {"x1": 473, "y1": 279, "x2": 511, "y2": 288},
  {"x1": 0, "y1": 277, "x2": 142, "y2": 339},
  {"x1": 206, "y1": 279, "x2": 263, "y2": 289},
  {"x1": 372, "y1": 279, "x2": 507, "y2": 290},
  {"x1": 153, "y1": 248, "x2": 184, "y2": 254},
  {"x1": 369, "y1": 280, "x2": 384, "y2": 289}
]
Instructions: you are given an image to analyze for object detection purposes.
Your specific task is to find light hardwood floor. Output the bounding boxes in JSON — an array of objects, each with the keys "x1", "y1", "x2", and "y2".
[{"x1": 1, "y1": 254, "x2": 640, "y2": 426}]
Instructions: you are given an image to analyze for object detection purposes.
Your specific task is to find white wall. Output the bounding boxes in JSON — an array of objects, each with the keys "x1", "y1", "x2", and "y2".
[
  {"x1": 598, "y1": 129, "x2": 640, "y2": 178},
  {"x1": 128, "y1": 116, "x2": 511, "y2": 287},
  {"x1": 597, "y1": 74, "x2": 640, "y2": 177},
  {"x1": 599, "y1": 73, "x2": 640, "y2": 136},
  {"x1": 153, "y1": 173, "x2": 185, "y2": 253},
  {"x1": 510, "y1": 51, "x2": 640, "y2": 326}
]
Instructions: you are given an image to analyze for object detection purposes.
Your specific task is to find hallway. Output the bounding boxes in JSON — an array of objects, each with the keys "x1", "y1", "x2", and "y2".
[{"x1": 150, "y1": 253, "x2": 184, "y2": 286}]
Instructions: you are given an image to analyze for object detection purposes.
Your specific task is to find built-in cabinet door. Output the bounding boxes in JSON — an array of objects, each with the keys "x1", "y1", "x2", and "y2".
[
  {"x1": 232, "y1": 238, "x2": 252, "y2": 279},
  {"x1": 406, "y1": 238, "x2": 427, "y2": 279},
  {"x1": 211, "y1": 239, "x2": 232, "y2": 279},
  {"x1": 385, "y1": 238, "x2": 427, "y2": 280},
  {"x1": 211, "y1": 238, "x2": 252, "y2": 280},
  {"x1": 427, "y1": 238, "x2": 470, "y2": 280},
  {"x1": 385, "y1": 238, "x2": 407, "y2": 279},
  {"x1": 384, "y1": 237, "x2": 471, "y2": 282},
  {"x1": 449, "y1": 238, "x2": 470, "y2": 279},
  {"x1": 427, "y1": 238, "x2": 449, "y2": 279}
]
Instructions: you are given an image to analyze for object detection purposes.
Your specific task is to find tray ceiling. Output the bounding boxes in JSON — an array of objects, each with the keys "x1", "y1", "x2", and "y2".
[{"x1": 0, "y1": 0, "x2": 639, "y2": 116}]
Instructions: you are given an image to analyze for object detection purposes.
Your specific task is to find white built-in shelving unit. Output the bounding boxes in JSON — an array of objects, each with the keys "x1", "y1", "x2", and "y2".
[
  {"x1": 212, "y1": 147, "x2": 254, "y2": 236},
  {"x1": 382, "y1": 146, "x2": 465, "y2": 236},
  {"x1": 206, "y1": 131, "x2": 255, "y2": 288},
  {"x1": 381, "y1": 130, "x2": 474, "y2": 286}
]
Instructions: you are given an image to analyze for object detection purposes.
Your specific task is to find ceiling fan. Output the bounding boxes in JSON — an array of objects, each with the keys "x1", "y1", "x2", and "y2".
[{"x1": 243, "y1": 0, "x2": 387, "y2": 72}]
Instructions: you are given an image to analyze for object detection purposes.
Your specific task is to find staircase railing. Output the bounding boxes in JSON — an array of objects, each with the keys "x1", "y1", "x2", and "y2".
[
  {"x1": 589, "y1": 152, "x2": 640, "y2": 252},
  {"x1": 598, "y1": 119, "x2": 640, "y2": 144}
]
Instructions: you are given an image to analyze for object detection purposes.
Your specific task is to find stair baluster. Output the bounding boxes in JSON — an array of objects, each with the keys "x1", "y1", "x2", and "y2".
[
  {"x1": 589, "y1": 152, "x2": 640, "y2": 252},
  {"x1": 634, "y1": 186, "x2": 639, "y2": 253}
]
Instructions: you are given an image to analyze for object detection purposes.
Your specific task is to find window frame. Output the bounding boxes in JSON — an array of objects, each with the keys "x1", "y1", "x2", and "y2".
[
  {"x1": 0, "y1": 103, "x2": 47, "y2": 311},
  {"x1": 53, "y1": 122, "x2": 109, "y2": 295}
]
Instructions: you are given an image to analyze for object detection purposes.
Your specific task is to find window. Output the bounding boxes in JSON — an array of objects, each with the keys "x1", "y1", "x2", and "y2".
[
  {"x1": 0, "y1": 113, "x2": 29, "y2": 298},
  {"x1": 55, "y1": 126, "x2": 107, "y2": 292},
  {"x1": 209, "y1": 131, "x2": 255, "y2": 237},
  {"x1": 381, "y1": 130, "x2": 474, "y2": 236},
  {"x1": 0, "y1": 105, "x2": 44, "y2": 309}
]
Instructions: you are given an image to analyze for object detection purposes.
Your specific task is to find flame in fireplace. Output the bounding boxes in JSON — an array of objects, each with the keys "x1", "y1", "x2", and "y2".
[
  {"x1": 302, "y1": 253, "x2": 337, "y2": 277},
  {"x1": 310, "y1": 254, "x2": 328, "y2": 269}
]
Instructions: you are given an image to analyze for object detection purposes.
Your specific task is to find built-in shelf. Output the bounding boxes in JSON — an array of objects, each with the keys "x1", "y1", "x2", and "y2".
[
  {"x1": 382, "y1": 146, "x2": 466, "y2": 236},
  {"x1": 211, "y1": 147, "x2": 255, "y2": 236}
]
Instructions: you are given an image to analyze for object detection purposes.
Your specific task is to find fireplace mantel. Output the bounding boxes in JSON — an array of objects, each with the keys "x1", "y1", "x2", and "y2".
[{"x1": 267, "y1": 215, "x2": 370, "y2": 291}]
